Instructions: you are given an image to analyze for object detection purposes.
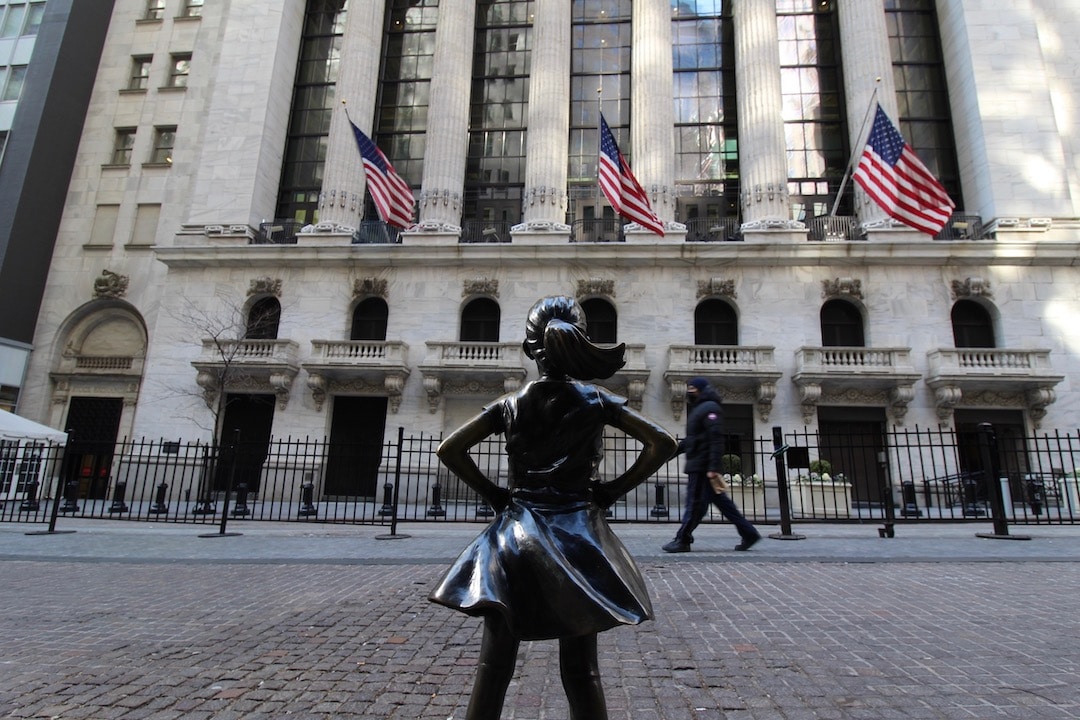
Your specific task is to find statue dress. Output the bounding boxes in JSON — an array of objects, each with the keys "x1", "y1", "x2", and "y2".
[{"x1": 429, "y1": 378, "x2": 653, "y2": 640}]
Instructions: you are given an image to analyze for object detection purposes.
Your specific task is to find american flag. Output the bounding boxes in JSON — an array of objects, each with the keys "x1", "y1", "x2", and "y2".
[
  {"x1": 598, "y1": 114, "x2": 665, "y2": 237},
  {"x1": 852, "y1": 104, "x2": 954, "y2": 236},
  {"x1": 348, "y1": 119, "x2": 415, "y2": 229}
]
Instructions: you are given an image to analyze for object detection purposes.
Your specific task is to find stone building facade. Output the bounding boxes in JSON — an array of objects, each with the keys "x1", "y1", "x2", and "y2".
[{"x1": 15, "y1": 0, "x2": 1080, "y2": 499}]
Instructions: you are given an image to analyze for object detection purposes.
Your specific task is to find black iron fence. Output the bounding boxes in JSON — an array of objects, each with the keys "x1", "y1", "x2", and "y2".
[{"x1": 2, "y1": 425, "x2": 1077, "y2": 529}]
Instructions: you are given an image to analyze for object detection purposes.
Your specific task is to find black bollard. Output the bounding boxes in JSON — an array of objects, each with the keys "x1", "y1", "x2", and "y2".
[
  {"x1": 298, "y1": 476, "x2": 318, "y2": 517},
  {"x1": 649, "y1": 480, "x2": 669, "y2": 517},
  {"x1": 961, "y1": 472, "x2": 985, "y2": 516},
  {"x1": 231, "y1": 482, "x2": 250, "y2": 516},
  {"x1": 900, "y1": 480, "x2": 922, "y2": 517},
  {"x1": 19, "y1": 478, "x2": 40, "y2": 512},
  {"x1": 426, "y1": 480, "x2": 446, "y2": 517},
  {"x1": 59, "y1": 479, "x2": 80, "y2": 513},
  {"x1": 108, "y1": 480, "x2": 130, "y2": 514},
  {"x1": 148, "y1": 482, "x2": 169, "y2": 514},
  {"x1": 378, "y1": 480, "x2": 395, "y2": 516},
  {"x1": 768, "y1": 426, "x2": 804, "y2": 540}
]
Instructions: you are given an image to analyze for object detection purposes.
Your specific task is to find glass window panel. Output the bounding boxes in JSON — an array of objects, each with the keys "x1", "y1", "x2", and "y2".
[{"x1": 1, "y1": 4, "x2": 26, "y2": 37}]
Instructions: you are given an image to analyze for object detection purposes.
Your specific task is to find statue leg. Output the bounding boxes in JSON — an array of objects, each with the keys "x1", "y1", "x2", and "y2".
[
  {"x1": 559, "y1": 632, "x2": 607, "y2": 720},
  {"x1": 466, "y1": 615, "x2": 519, "y2": 720}
]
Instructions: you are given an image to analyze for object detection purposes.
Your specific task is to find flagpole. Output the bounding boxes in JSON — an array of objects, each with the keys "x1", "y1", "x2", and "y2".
[
  {"x1": 829, "y1": 78, "x2": 881, "y2": 217},
  {"x1": 596, "y1": 86, "x2": 604, "y2": 211}
]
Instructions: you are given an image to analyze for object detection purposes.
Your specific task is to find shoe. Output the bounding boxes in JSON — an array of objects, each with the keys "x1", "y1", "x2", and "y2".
[
  {"x1": 734, "y1": 535, "x2": 761, "y2": 551},
  {"x1": 662, "y1": 539, "x2": 691, "y2": 553}
]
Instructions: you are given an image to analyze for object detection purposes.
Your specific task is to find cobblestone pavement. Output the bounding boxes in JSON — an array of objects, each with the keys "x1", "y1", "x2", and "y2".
[{"x1": 1, "y1": 521, "x2": 1078, "y2": 719}]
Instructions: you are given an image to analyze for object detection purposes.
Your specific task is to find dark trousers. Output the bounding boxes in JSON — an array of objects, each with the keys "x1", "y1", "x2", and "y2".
[{"x1": 675, "y1": 471, "x2": 760, "y2": 544}]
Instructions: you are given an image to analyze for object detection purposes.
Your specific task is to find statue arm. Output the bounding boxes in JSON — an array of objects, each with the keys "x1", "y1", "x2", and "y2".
[
  {"x1": 436, "y1": 411, "x2": 510, "y2": 511},
  {"x1": 594, "y1": 407, "x2": 677, "y2": 507}
]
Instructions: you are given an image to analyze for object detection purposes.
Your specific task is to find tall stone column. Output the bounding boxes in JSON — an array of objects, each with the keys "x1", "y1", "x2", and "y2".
[
  {"x1": 319, "y1": 0, "x2": 390, "y2": 231},
  {"x1": 733, "y1": 0, "x2": 797, "y2": 231},
  {"x1": 516, "y1": 0, "x2": 571, "y2": 235},
  {"x1": 630, "y1": 0, "x2": 676, "y2": 233},
  {"x1": 416, "y1": 0, "x2": 476, "y2": 235},
  {"x1": 837, "y1": 0, "x2": 899, "y2": 227}
]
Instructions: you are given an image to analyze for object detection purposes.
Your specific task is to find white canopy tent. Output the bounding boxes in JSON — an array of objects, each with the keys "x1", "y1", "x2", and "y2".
[
  {"x1": 0, "y1": 409, "x2": 68, "y2": 444},
  {"x1": 1, "y1": 410, "x2": 66, "y2": 506}
]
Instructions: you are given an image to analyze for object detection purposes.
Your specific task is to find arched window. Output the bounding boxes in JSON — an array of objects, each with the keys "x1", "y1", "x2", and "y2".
[
  {"x1": 820, "y1": 300, "x2": 864, "y2": 347},
  {"x1": 351, "y1": 298, "x2": 389, "y2": 341},
  {"x1": 460, "y1": 298, "x2": 500, "y2": 342},
  {"x1": 694, "y1": 299, "x2": 738, "y2": 345},
  {"x1": 246, "y1": 297, "x2": 281, "y2": 340},
  {"x1": 951, "y1": 300, "x2": 995, "y2": 348},
  {"x1": 581, "y1": 298, "x2": 617, "y2": 344}
]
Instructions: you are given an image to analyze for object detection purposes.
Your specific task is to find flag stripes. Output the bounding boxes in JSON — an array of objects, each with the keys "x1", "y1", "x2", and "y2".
[
  {"x1": 852, "y1": 105, "x2": 954, "y2": 236},
  {"x1": 348, "y1": 119, "x2": 415, "y2": 229},
  {"x1": 598, "y1": 114, "x2": 665, "y2": 237}
]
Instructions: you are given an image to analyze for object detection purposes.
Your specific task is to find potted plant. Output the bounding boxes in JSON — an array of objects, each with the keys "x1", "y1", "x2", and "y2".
[
  {"x1": 795, "y1": 458, "x2": 851, "y2": 518},
  {"x1": 720, "y1": 454, "x2": 766, "y2": 515}
]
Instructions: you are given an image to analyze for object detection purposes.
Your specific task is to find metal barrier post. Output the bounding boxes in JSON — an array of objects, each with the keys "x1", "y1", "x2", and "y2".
[
  {"x1": 377, "y1": 426, "x2": 409, "y2": 539},
  {"x1": 26, "y1": 432, "x2": 77, "y2": 536},
  {"x1": 975, "y1": 422, "x2": 1029, "y2": 541},
  {"x1": 199, "y1": 430, "x2": 242, "y2": 538},
  {"x1": 768, "y1": 426, "x2": 804, "y2": 541}
]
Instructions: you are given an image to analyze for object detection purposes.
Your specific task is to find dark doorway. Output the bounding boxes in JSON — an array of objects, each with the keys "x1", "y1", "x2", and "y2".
[
  {"x1": 64, "y1": 397, "x2": 123, "y2": 499},
  {"x1": 216, "y1": 394, "x2": 275, "y2": 493},
  {"x1": 719, "y1": 402, "x2": 755, "y2": 474},
  {"x1": 818, "y1": 407, "x2": 888, "y2": 507},
  {"x1": 324, "y1": 396, "x2": 388, "y2": 497}
]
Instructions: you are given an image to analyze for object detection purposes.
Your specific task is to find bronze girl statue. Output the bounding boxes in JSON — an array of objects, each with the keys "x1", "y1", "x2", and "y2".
[{"x1": 430, "y1": 296, "x2": 676, "y2": 720}]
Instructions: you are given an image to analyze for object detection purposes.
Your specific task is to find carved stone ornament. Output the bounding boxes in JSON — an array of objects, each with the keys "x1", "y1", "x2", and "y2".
[
  {"x1": 951, "y1": 277, "x2": 992, "y2": 300},
  {"x1": 354, "y1": 277, "x2": 388, "y2": 299},
  {"x1": 248, "y1": 277, "x2": 282, "y2": 297},
  {"x1": 577, "y1": 278, "x2": 615, "y2": 299},
  {"x1": 697, "y1": 278, "x2": 737, "y2": 299},
  {"x1": 822, "y1": 277, "x2": 863, "y2": 300},
  {"x1": 463, "y1": 278, "x2": 499, "y2": 298},
  {"x1": 92, "y1": 270, "x2": 129, "y2": 299}
]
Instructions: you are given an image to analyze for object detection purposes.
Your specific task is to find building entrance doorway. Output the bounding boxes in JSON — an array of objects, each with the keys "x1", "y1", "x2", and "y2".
[
  {"x1": 818, "y1": 407, "x2": 888, "y2": 509},
  {"x1": 64, "y1": 397, "x2": 123, "y2": 499},
  {"x1": 324, "y1": 396, "x2": 388, "y2": 497},
  {"x1": 215, "y1": 394, "x2": 275, "y2": 493}
]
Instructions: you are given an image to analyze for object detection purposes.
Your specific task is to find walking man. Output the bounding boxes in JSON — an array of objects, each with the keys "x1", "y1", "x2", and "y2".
[{"x1": 662, "y1": 377, "x2": 762, "y2": 553}]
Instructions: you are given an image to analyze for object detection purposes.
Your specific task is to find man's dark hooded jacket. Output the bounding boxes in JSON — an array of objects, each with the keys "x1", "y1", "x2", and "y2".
[{"x1": 677, "y1": 383, "x2": 724, "y2": 475}]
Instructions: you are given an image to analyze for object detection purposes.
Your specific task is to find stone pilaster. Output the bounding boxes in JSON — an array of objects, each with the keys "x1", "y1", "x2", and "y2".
[
  {"x1": 319, "y1": 0, "x2": 391, "y2": 230},
  {"x1": 516, "y1": 0, "x2": 571, "y2": 235},
  {"x1": 733, "y1": 0, "x2": 798, "y2": 232},
  {"x1": 837, "y1": 0, "x2": 900, "y2": 228},
  {"x1": 630, "y1": 0, "x2": 677, "y2": 231},
  {"x1": 416, "y1": 0, "x2": 476, "y2": 234}
]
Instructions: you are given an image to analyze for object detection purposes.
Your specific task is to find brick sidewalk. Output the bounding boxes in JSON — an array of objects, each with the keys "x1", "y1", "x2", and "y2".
[{"x1": 1, "y1": 557, "x2": 1078, "y2": 719}]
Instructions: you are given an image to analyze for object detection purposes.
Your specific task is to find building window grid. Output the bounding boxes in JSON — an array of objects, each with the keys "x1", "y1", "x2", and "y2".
[
  {"x1": 1, "y1": 1, "x2": 45, "y2": 39},
  {"x1": 0, "y1": 64, "x2": 26, "y2": 102},
  {"x1": 464, "y1": 0, "x2": 534, "y2": 224},
  {"x1": 129, "y1": 56, "x2": 153, "y2": 91},
  {"x1": 112, "y1": 128, "x2": 137, "y2": 165},
  {"x1": 568, "y1": 0, "x2": 632, "y2": 213},
  {"x1": 372, "y1": 0, "x2": 439, "y2": 192},
  {"x1": 144, "y1": 0, "x2": 165, "y2": 21},
  {"x1": 672, "y1": 0, "x2": 739, "y2": 220},
  {"x1": 777, "y1": 0, "x2": 849, "y2": 220},
  {"x1": 885, "y1": 0, "x2": 961, "y2": 207},
  {"x1": 180, "y1": 0, "x2": 203, "y2": 18},
  {"x1": 166, "y1": 53, "x2": 191, "y2": 88},
  {"x1": 275, "y1": 2, "x2": 348, "y2": 225},
  {"x1": 149, "y1": 126, "x2": 176, "y2": 165}
]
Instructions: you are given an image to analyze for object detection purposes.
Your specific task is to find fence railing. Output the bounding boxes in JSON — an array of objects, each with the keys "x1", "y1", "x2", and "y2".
[{"x1": 2, "y1": 426, "x2": 1077, "y2": 528}]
